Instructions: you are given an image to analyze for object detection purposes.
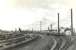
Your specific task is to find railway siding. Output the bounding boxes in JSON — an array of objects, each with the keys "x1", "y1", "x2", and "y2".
[{"x1": 50, "y1": 36, "x2": 73, "y2": 50}]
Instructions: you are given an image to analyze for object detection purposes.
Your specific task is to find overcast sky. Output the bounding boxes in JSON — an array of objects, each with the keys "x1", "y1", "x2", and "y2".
[{"x1": 0, "y1": 0, "x2": 76, "y2": 31}]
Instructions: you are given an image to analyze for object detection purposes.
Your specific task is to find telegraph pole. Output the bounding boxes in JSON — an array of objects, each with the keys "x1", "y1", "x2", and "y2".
[
  {"x1": 58, "y1": 13, "x2": 60, "y2": 34},
  {"x1": 71, "y1": 8, "x2": 73, "y2": 35}
]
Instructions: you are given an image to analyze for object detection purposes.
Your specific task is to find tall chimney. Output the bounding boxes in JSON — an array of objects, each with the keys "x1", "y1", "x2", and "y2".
[
  {"x1": 58, "y1": 13, "x2": 60, "y2": 34},
  {"x1": 71, "y1": 8, "x2": 73, "y2": 35}
]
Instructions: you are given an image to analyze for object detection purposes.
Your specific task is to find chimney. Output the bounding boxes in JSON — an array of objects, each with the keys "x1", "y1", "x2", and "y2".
[
  {"x1": 71, "y1": 8, "x2": 73, "y2": 35},
  {"x1": 58, "y1": 13, "x2": 60, "y2": 34}
]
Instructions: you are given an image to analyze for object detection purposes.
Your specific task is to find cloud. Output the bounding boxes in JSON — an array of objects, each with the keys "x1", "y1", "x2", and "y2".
[
  {"x1": 0, "y1": 0, "x2": 76, "y2": 30},
  {"x1": 1, "y1": 0, "x2": 75, "y2": 8}
]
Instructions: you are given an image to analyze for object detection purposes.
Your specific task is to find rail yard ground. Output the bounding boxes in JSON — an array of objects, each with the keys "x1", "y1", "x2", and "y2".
[{"x1": 5, "y1": 33, "x2": 76, "y2": 50}]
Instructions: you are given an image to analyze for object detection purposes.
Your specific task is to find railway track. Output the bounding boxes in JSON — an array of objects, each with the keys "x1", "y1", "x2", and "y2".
[
  {"x1": 50, "y1": 37, "x2": 57, "y2": 50},
  {"x1": 60, "y1": 37, "x2": 72, "y2": 50},
  {"x1": 50, "y1": 36, "x2": 63, "y2": 50},
  {"x1": 2, "y1": 34, "x2": 73, "y2": 50},
  {"x1": 59, "y1": 37, "x2": 66, "y2": 50},
  {"x1": 50, "y1": 36, "x2": 72, "y2": 50}
]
